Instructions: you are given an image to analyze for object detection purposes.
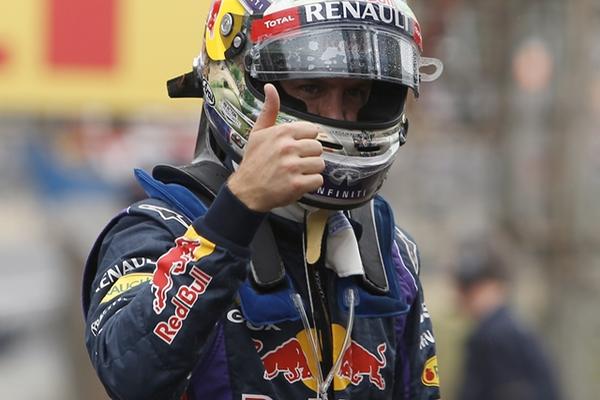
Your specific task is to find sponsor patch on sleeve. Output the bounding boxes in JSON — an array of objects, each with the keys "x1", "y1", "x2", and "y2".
[
  {"x1": 421, "y1": 355, "x2": 440, "y2": 387},
  {"x1": 151, "y1": 226, "x2": 216, "y2": 344},
  {"x1": 100, "y1": 273, "x2": 153, "y2": 304}
]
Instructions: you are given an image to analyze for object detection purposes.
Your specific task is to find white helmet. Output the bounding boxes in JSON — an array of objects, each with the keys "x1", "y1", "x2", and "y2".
[{"x1": 170, "y1": 0, "x2": 442, "y2": 209}]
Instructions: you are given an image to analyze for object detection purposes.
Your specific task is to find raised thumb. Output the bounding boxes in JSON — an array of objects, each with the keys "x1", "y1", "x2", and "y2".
[{"x1": 253, "y1": 83, "x2": 280, "y2": 131}]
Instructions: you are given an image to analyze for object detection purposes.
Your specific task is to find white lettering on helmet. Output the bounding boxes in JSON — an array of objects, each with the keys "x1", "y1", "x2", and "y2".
[
  {"x1": 325, "y1": 1, "x2": 341, "y2": 19},
  {"x1": 304, "y1": 3, "x2": 325, "y2": 22},
  {"x1": 341, "y1": 1, "x2": 361, "y2": 19},
  {"x1": 263, "y1": 15, "x2": 296, "y2": 28},
  {"x1": 303, "y1": 1, "x2": 408, "y2": 31},
  {"x1": 316, "y1": 187, "x2": 367, "y2": 199},
  {"x1": 362, "y1": 2, "x2": 380, "y2": 21}
]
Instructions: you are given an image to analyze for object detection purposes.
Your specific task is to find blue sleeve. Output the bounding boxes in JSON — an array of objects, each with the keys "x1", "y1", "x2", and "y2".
[
  {"x1": 84, "y1": 185, "x2": 265, "y2": 400},
  {"x1": 392, "y1": 229, "x2": 441, "y2": 400}
]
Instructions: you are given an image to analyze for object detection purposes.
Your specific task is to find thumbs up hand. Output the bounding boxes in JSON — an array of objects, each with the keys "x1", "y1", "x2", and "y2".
[{"x1": 228, "y1": 83, "x2": 325, "y2": 212}]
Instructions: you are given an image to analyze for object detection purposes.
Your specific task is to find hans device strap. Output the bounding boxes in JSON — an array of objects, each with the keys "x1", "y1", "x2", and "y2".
[
  {"x1": 153, "y1": 161, "x2": 228, "y2": 205},
  {"x1": 350, "y1": 204, "x2": 390, "y2": 295}
]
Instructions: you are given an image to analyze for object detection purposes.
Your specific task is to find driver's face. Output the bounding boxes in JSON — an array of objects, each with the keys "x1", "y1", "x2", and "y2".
[{"x1": 278, "y1": 78, "x2": 372, "y2": 122}]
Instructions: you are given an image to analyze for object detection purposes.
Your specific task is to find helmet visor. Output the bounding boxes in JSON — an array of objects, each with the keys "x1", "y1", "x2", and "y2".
[{"x1": 247, "y1": 24, "x2": 420, "y2": 93}]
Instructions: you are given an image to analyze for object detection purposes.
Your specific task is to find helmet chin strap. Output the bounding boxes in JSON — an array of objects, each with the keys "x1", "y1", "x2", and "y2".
[
  {"x1": 305, "y1": 209, "x2": 331, "y2": 265},
  {"x1": 271, "y1": 201, "x2": 319, "y2": 222},
  {"x1": 275, "y1": 205, "x2": 365, "y2": 279}
]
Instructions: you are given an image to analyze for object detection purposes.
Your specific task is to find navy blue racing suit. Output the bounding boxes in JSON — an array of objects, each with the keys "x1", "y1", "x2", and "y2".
[{"x1": 82, "y1": 169, "x2": 441, "y2": 400}]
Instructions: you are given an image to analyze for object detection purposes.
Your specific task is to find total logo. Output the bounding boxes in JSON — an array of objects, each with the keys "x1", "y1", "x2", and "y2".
[{"x1": 259, "y1": 324, "x2": 387, "y2": 392}]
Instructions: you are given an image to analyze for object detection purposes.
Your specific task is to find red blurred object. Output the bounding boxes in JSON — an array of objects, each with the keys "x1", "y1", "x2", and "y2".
[
  {"x1": 47, "y1": 0, "x2": 118, "y2": 69},
  {"x1": 0, "y1": 44, "x2": 9, "y2": 67}
]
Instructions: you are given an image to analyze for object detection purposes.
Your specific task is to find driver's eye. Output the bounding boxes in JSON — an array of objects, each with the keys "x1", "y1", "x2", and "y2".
[
  {"x1": 298, "y1": 84, "x2": 322, "y2": 97},
  {"x1": 346, "y1": 88, "x2": 369, "y2": 104}
]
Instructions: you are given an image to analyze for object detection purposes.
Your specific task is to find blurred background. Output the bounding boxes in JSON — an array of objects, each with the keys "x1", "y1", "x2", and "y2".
[{"x1": 0, "y1": 0, "x2": 598, "y2": 399}]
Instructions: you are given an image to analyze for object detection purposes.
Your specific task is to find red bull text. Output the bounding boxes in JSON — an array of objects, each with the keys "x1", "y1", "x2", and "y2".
[
  {"x1": 151, "y1": 229, "x2": 215, "y2": 344},
  {"x1": 152, "y1": 236, "x2": 203, "y2": 314}
]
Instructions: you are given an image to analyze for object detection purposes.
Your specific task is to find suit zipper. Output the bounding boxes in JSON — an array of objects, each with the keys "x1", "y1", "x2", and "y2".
[{"x1": 308, "y1": 266, "x2": 334, "y2": 399}]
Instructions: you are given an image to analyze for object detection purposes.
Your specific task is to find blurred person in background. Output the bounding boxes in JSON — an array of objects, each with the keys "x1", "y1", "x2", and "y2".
[
  {"x1": 81, "y1": 0, "x2": 443, "y2": 399},
  {"x1": 453, "y1": 240, "x2": 561, "y2": 400}
]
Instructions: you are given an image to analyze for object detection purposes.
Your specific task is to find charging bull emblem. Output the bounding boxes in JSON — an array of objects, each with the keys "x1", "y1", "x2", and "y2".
[
  {"x1": 151, "y1": 228, "x2": 216, "y2": 315},
  {"x1": 338, "y1": 342, "x2": 387, "y2": 390},
  {"x1": 261, "y1": 338, "x2": 313, "y2": 383},
  {"x1": 258, "y1": 325, "x2": 387, "y2": 392}
]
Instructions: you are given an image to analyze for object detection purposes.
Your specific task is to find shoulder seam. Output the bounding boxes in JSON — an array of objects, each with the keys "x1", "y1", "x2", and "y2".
[
  {"x1": 394, "y1": 226, "x2": 420, "y2": 275},
  {"x1": 128, "y1": 199, "x2": 193, "y2": 230},
  {"x1": 393, "y1": 240, "x2": 418, "y2": 292}
]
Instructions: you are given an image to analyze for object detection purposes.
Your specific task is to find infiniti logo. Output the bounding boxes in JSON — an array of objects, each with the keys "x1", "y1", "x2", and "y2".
[{"x1": 330, "y1": 167, "x2": 361, "y2": 185}]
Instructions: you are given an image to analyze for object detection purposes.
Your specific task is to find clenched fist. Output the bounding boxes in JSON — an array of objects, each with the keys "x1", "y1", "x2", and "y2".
[{"x1": 228, "y1": 83, "x2": 325, "y2": 212}]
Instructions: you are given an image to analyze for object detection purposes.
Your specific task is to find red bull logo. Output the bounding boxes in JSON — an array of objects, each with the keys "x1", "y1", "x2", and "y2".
[
  {"x1": 338, "y1": 342, "x2": 387, "y2": 390},
  {"x1": 151, "y1": 227, "x2": 216, "y2": 344},
  {"x1": 262, "y1": 338, "x2": 313, "y2": 383},
  {"x1": 152, "y1": 236, "x2": 202, "y2": 314},
  {"x1": 258, "y1": 324, "x2": 387, "y2": 392}
]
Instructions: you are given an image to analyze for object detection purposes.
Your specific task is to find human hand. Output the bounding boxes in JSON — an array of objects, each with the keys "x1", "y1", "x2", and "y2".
[{"x1": 228, "y1": 83, "x2": 325, "y2": 212}]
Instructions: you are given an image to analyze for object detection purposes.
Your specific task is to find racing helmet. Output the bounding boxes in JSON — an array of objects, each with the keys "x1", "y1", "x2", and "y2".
[{"x1": 170, "y1": 0, "x2": 442, "y2": 209}]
